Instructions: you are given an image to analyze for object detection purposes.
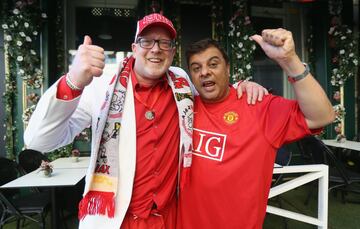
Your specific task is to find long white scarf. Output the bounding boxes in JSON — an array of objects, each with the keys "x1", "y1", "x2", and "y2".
[{"x1": 78, "y1": 56, "x2": 193, "y2": 220}]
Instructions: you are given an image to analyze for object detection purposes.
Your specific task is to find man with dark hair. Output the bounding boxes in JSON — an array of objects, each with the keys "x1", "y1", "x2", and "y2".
[{"x1": 178, "y1": 33, "x2": 335, "y2": 229}]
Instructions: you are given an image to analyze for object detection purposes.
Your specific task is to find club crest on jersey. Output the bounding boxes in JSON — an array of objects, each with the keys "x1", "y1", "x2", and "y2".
[{"x1": 223, "y1": 111, "x2": 238, "y2": 125}]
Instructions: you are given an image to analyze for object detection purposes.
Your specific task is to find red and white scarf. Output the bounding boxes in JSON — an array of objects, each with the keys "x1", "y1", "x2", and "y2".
[{"x1": 78, "y1": 56, "x2": 193, "y2": 220}]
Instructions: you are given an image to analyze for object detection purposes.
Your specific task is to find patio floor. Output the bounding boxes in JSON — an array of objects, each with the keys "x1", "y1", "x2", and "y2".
[{"x1": 2, "y1": 183, "x2": 360, "y2": 229}]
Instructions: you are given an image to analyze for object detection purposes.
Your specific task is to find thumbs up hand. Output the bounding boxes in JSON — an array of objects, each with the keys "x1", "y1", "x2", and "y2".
[{"x1": 68, "y1": 35, "x2": 105, "y2": 89}]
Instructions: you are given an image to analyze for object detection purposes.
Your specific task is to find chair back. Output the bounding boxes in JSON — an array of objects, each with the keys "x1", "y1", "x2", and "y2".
[
  {"x1": 0, "y1": 158, "x2": 22, "y2": 224},
  {"x1": 18, "y1": 149, "x2": 49, "y2": 173},
  {"x1": 0, "y1": 191, "x2": 21, "y2": 217},
  {"x1": 275, "y1": 146, "x2": 292, "y2": 166},
  {"x1": 0, "y1": 157, "x2": 19, "y2": 198},
  {"x1": 273, "y1": 146, "x2": 292, "y2": 186},
  {"x1": 297, "y1": 136, "x2": 350, "y2": 184}
]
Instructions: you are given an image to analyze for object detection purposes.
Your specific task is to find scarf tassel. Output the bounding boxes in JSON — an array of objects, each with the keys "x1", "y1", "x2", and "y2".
[{"x1": 78, "y1": 191, "x2": 115, "y2": 220}]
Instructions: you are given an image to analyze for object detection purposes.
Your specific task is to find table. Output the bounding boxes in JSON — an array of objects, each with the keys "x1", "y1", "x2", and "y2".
[
  {"x1": 322, "y1": 139, "x2": 360, "y2": 151},
  {"x1": 267, "y1": 164, "x2": 329, "y2": 229},
  {"x1": 50, "y1": 156, "x2": 90, "y2": 168},
  {"x1": 1, "y1": 157, "x2": 90, "y2": 229}
]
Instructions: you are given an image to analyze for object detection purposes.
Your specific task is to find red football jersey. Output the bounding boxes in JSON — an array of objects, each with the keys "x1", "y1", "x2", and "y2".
[{"x1": 178, "y1": 87, "x2": 315, "y2": 229}]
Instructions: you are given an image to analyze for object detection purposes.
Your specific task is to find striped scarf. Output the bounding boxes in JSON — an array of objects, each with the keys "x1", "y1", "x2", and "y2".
[{"x1": 78, "y1": 56, "x2": 193, "y2": 219}]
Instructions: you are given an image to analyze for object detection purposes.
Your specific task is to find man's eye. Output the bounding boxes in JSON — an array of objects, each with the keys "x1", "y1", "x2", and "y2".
[
  {"x1": 209, "y1": 63, "x2": 218, "y2": 68},
  {"x1": 141, "y1": 39, "x2": 152, "y2": 45},
  {"x1": 192, "y1": 66, "x2": 200, "y2": 72},
  {"x1": 160, "y1": 41, "x2": 171, "y2": 45}
]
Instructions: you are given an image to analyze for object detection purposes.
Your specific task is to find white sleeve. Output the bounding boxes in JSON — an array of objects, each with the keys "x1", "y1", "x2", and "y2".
[{"x1": 24, "y1": 79, "x2": 96, "y2": 152}]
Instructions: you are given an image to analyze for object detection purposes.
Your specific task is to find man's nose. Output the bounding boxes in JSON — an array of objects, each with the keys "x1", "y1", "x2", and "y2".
[
  {"x1": 151, "y1": 41, "x2": 161, "y2": 52},
  {"x1": 200, "y1": 66, "x2": 210, "y2": 77}
]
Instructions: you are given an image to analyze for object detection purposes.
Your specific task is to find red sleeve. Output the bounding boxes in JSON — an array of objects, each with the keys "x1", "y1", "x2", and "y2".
[
  {"x1": 56, "y1": 75, "x2": 83, "y2": 100},
  {"x1": 256, "y1": 95, "x2": 323, "y2": 148}
]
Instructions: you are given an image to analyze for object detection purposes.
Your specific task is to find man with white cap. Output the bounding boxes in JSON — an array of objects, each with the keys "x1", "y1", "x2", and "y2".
[{"x1": 24, "y1": 13, "x2": 266, "y2": 229}]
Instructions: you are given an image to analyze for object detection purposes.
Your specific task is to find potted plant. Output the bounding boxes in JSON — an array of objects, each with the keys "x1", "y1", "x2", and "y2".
[
  {"x1": 39, "y1": 160, "x2": 53, "y2": 177},
  {"x1": 71, "y1": 149, "x2": 80, "y2": 162}
]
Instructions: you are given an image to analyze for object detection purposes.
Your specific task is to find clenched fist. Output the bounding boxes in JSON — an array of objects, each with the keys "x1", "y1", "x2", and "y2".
[
  {"x1": 68, "y1": 36, "x2": 106, "y2": 89},
  {"x1": 251, "y1": 28, "x2": 304, "y2": 77}
]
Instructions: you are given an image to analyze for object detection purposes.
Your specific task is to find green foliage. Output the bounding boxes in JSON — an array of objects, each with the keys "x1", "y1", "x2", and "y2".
[
  {"x1": 228, "y1": 0, "x2": 256, "y2": 82},
  {"x1": 2, "y1": 1, "x2": 45, "y2": 89},
  {"x1": 329, "y1": 25, "x2": 359, "y2": 87},
  {"x1": 1, "y1": 0, "x2": 46, "y2": 158},
  {"x1": 46, "y1": 144, "x2": 73, "y2": 161}
]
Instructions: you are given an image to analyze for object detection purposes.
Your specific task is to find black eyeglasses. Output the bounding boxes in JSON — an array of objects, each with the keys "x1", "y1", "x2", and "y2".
[{"x1": 136, "y1": 38, "x2": 175, "y2": 51}]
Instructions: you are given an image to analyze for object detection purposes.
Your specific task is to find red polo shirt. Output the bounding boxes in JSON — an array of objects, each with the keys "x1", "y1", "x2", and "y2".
[{"x1": 57, "y1": 72, "x2": 180, "y2": 218}]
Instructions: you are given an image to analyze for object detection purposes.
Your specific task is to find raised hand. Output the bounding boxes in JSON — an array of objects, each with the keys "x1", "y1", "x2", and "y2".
[
  {"x1": 251, "y1": 28, "x2": 305, "y2": 77},
  {"x1": 251, "y1": 28, "x2": 297, "y2": 65},
  {"x1": 68, "y1": 36, "x2": 106, "y2": 89}
]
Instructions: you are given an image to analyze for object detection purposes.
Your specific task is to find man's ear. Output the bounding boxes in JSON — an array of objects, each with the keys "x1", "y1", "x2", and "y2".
[
  {"x1": 171, "y1": 47, "x2": 176, "y2": 56},
  {"x1": 227, "y1": 64, "x2": 230, "y2": 77},
  {"x1": 131, "y1": 43, "x2": 137, "y2": 53}
]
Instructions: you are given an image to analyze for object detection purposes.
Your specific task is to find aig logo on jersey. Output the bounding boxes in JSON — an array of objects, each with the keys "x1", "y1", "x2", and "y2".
[{"x1": 193, "y1": 128, "x2": 227, "y2": 161}]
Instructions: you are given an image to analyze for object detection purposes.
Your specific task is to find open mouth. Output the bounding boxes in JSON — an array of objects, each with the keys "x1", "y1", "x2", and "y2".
[{"x1": 202, "y1": 81, "x2": 215, "y2": 88}]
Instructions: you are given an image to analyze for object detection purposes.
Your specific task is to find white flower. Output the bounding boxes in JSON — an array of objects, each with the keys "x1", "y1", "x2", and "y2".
[
  {"x1": 331, "y1": 79, "x2": 335, "y2": 86},
  {"x1": 26, "y1": 36, "x2": 32, "y2": 42},
  {"x1": 236, "y1": 32, "x2": 240, "y2": 37},
  {"x1": 2, "y1": 24, "x2": 8, "y2": 29},
  {"x1": 14, "y1": 21, "x2": 18, "y2": 26},
  {"x1": 19, "y1": 69, "x2": 25, "y2": 74},
  {"x1": 340, "y1": 36, "x2": 346, "y2": 40},
  {"x1": 5, "y1": 35, "x2": 12, "y2": 41},
  {"x1": 243, "y1": 35, "x2": 248, "y2": 40},
  {"x1": 30, "y1": 50, "x2": 36, "y2": 55},
  {"x1": 236, "y1": 54, "x2": 242, "y2": 59},
  {"x1": 328, "y1": 27, "x2": 335, "y2": 34},
  {"x1": 246, "y1": 64, "x2": 251, "y2": 70},
  {"x1": 238, "y1": 42, "x2": 243, "y2": 48},
  {"x1": 33, "y1": 31, "x2": 38, "y2": 36},
  {"x1": 239, "y1": 69, "x2": 244, "y2": 74},
  {"x1": 24, "y1": 22, "x2": 29, "y2": 28},
  {"x1": 252, "y1": 44, "x2": 256, "y2": 50},
  {"x1": 13, "y1": 9, "x2": 20, "y2": 15},
  {"x1": 16, "y1": 40, "x2": 23, "y2": 46},
  {"x1": 354, "y1": 59, "x2": 358, "y2": 66},
  {"x1": 332, "y1": 68, "x2": 338, "y2": 73},
  {"x1": 349, "y1": 53, "x2": 354, "y2": 57},
  {"x1": 41, "y1": 13, "x2": 47, "y2": 18},
  {"x1": 17, "y1": 56, "x2": 23, "y2": 62},
  {"x1": 19, "y1": 32, "x2": 26, "y2": 37},
  {"x1": 339, "y1": 49, "x2": 345, "y2": 55}
]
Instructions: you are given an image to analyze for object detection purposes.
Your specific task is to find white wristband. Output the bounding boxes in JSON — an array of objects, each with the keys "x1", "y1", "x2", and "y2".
[{"x1": 65, "y1": 73, "x2": 83, "y2": 91}]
